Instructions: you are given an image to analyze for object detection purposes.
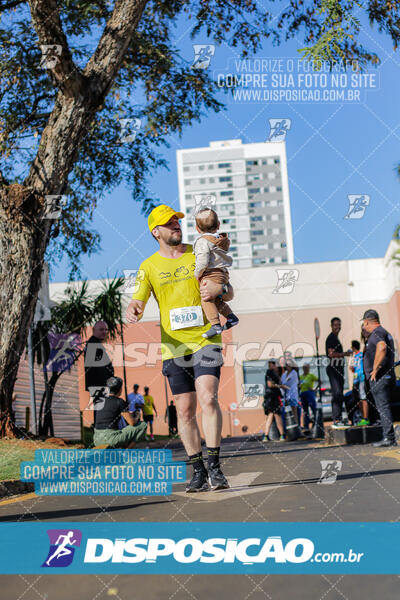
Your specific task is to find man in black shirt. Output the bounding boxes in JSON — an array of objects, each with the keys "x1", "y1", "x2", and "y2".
[
  {"x1": 325, "y1": 317, "x2": 352, "y2": 428},
  {"x1": 93, "y1": 376, "x2": 147, "y2": 448},
  {"x1": 362, "y1": 309, "x2": 397, "y2": 447},
  {"x1": 84, "y1": 321, "x2": 115, "y2": 391}
]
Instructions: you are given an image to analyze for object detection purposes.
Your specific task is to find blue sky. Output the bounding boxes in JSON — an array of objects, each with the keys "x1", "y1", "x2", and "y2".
[{"x1": 52, "y1": 13, "x2": 400, "y2": 283}]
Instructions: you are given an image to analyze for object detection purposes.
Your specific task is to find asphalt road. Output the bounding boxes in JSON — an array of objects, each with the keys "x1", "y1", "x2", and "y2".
[{"x1": 1, "y1": 436, "x2": 400, "y2": 599}]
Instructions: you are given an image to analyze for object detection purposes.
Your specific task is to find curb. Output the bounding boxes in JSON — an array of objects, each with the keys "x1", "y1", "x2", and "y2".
[{"x1": 0, "y1": 480, "x2": 34, "y2": 499}]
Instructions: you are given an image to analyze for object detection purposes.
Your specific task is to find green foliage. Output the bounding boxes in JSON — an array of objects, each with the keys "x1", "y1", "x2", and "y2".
[
  {"x1": 32, "y1": 277, "x2": 124, "y2": 369},
  {"x1": 92, "y1": 277, "x2": 125, "y2": 340},
  {"x1": 1, "y1": 0, "x2": 399, "y2": 276}
]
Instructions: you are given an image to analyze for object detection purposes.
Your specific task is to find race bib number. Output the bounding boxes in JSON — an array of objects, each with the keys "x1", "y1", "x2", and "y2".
[{"x1": 169, "y1": 306, "x2": 204, "y2": 330}]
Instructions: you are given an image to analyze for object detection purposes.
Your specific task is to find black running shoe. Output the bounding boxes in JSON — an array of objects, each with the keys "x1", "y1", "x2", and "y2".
[
  {"x1": 185, "y1": 469, "x2": 209, "y2": 493},
  {"x1": 208, "y1": 465, "x2": 229, "y2": 490}
]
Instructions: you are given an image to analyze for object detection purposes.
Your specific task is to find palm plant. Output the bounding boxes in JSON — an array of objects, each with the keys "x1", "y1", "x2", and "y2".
[
  {"x1": 92, "y1": 277, "x2": 128, "y2": 400},
  {"x1": 392, "y1": 225, "x2": 400, "y2": 266},
  {"x1": 34, "y1": 278, "x2": 127, "y2": 437}
]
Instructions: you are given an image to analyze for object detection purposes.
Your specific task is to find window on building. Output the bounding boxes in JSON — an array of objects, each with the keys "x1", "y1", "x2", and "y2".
[
  {"x1": 277, "y1": 186, "x2": 282, "y2": 191},
  {"x1": 199, "y1": 165, "x2": 205, "y2": 171},
  {"x1": 208, "y1": 164, "x2": 214, "y2": 170},
  {"x1": 185, "y1": 194, "x2": 192, "y2": 200},
  {"x1": 209, "y1": 178, "x2": 215, "y2": 183},
  {"x1": 249, "y1": 201, "x2": 262, "y2": 208},
  {"x1": 246, "y1": 160, "x2": 258, "y2": 166},
  {"x1": 220, "y1": 190, "x2": 233, "y2": 196},
  {"x1": 184, "y1": 179, "x2": 191, "y2": 185},
  {"x1": 263, "y1": 187, "x2": 269, "y2": 193},
  {"x1": 250, "y1": 216, "x2": 263, "y2": 222},
  {"x1": 252, "y1": 230, "x2": 264, "y2": 235},
  {"x1": 252, "y1": 243, "x2": 266, "y2": 250},
  {"x1": 274, "y1": 158, "x2": 280, "y2": 164},
  {"x1": 248, "y1": 187, "x2": 260, "y2": 193},
  {"x1": 199, "y1": 178, "x2": 206, "y2": 184},
  {"x1": 184, "y1": 166, "x2": 190, "y2": 172},
  {"x1": 218, "y1": 163, "x2": 231, "y2": 168},
  {"x1": 219, "y1": 176, "x2": 232, "y2": 182}
]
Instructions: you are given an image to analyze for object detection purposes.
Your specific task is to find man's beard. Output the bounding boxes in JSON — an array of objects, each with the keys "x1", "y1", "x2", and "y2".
[{"x1": 166, "y1": 234, "x2": 182, "y2": 246}]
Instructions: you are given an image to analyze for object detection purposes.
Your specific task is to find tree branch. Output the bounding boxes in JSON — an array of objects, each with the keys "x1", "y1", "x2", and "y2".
[
  {"x1": 28, "y1": 0, "x2": 85, "y2": 97},
  {"x1": 84, "y1": 0, "x2": 149, "y2": 99},
  {"x1": 0, "y1": 0, "x2": 25, "y2": 11}
]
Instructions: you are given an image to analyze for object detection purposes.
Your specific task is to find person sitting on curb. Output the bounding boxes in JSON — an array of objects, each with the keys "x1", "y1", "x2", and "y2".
[{"x1": 93, "y1": 376, "x2": 147, "y2": 448}]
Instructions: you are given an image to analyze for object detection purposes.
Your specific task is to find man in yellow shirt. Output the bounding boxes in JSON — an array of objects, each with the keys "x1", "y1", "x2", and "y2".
[
  {"x1": 126, "y1": 204, "x2": 233, "y2": 492},
  {"x1": 143, "y1": 386, "x2": 158, "y2": 440}
]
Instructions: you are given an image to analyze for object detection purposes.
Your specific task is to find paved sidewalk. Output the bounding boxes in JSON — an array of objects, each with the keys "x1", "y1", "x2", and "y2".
[{"x1": 0, "y1": 437, "x2": 399, "y2": 598}]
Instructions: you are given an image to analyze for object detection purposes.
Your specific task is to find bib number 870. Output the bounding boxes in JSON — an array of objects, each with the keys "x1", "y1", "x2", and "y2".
[{"x1": 174, "y1": 312, "x2": 196, "y2": 324}]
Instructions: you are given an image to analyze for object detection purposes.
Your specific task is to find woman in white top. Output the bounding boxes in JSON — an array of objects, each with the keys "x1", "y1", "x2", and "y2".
[{"x1": 281, "y1": 361, "x2": 301, "y2": 424}]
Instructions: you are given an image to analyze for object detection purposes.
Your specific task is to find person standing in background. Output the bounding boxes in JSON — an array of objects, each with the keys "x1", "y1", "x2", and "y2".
[
  {"x1": 299, "y1": 363, "x2": 318, "y2": 430},
  {"x1": 325, "y1": 317, "x2": 352, "y2": 429},
  {"x1": 143, "y1": 386, "x2": 158, "y2": 440},
  {"x1": 84, "y1": 321, "x2": 114, "y2": 392},
  {"x1": 127, "y1": 384, "x2": 144, "y2": 424},
  {"x1": 351, "y1": 340, "x2": 369, "y2": 426},
  {"x1": 362, "y1": 310, "x2": 397, "y2": 447},
  {"x1": 263, "y1": 360, "x2": 285, "y2": 442},
  {"x1": 166, "y1": 400, "x2": 178, "y2": 436},
  {"x1": 281, "y1": 360, "x2": 301, "y2": 425}
]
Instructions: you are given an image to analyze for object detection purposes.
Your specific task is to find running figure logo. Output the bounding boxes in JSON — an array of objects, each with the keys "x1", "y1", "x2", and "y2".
[
  {"x1": 193, "y1": 193, "x2": 217, "y2": 215},
  {"x1": 267, "y1": 119, "x2": 291, "y2": 142},
  {"x1": 192, "y1": 44, "x2": 215, "y2": 69},
  {"x1": 42, "y1": 529, "x2": 82, "y2": 567},
  {"x1": 318, "y1": 460, "x2": 342, "y2": 484},
  {"x1": 344, "y1": 195, "x2": 370, "y2": 219},
  {"x1": 241, "y1": 384, "x2": 264, "y2": 408},
  {"x1": 272, "y1": 269, "x2": 299, "y2": 294}
]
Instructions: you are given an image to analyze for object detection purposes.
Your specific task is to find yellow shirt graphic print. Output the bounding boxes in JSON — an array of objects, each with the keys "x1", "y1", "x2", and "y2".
[{"x1": 131, "y1": 245, "x2": 222, "y2": 360}]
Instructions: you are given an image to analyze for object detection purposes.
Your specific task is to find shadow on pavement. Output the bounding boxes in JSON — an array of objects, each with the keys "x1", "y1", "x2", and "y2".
[{"x1": 0, "y1": 498, "x2": 173, "y2": 522}]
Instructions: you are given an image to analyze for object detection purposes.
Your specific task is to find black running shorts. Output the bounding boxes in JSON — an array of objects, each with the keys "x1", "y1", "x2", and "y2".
[{"x1": 162, "y1": 344, "x2": 223, "y2": 395}]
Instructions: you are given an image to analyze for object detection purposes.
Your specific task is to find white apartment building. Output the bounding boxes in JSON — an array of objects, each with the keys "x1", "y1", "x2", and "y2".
[{"x1": 176, "y1": 139, "x2": 294, "y2": 269}]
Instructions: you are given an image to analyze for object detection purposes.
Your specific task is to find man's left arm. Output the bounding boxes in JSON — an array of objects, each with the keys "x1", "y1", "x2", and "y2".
[{"x1": 371, "y1": 341, "x2": 387, "y2": 381}]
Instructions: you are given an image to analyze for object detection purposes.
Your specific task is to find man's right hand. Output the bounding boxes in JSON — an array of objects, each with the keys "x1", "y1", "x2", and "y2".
[{"x1": 126, "y1": 300, "x2": 145, "y2": 323}]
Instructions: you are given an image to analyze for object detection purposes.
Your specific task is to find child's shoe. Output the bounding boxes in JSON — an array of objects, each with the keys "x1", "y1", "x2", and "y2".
[
  {"x1": 202, "y1": 323, "x2": 224, "y2": 338},
  {"x1": 223, "y1": 313, "x2": 239, "y2": 330}
]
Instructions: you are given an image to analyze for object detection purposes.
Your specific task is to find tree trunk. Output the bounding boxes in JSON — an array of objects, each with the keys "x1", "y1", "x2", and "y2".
[
  {"x1": 0, "y1": 0, "x2": 149, "y2": 436},
  {"x1": 0, "y1": 98, "x2": 111, "y2": 432},
  {"x1": 39, "y1": 371, "x2": 59, "y2": 436},
  {"x1": 0, "y1": 184, "x2": 51, "y2": 432}
]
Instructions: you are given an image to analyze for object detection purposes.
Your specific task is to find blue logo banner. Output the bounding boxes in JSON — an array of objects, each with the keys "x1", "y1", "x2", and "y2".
[{"x1": 0, "y1": 522, "x2": 398, "y2": 574}]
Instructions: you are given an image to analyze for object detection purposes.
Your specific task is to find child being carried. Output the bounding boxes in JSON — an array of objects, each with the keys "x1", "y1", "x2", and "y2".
[{"x1": 193, "y1": 207, "x2": 239, "y2": 339}]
